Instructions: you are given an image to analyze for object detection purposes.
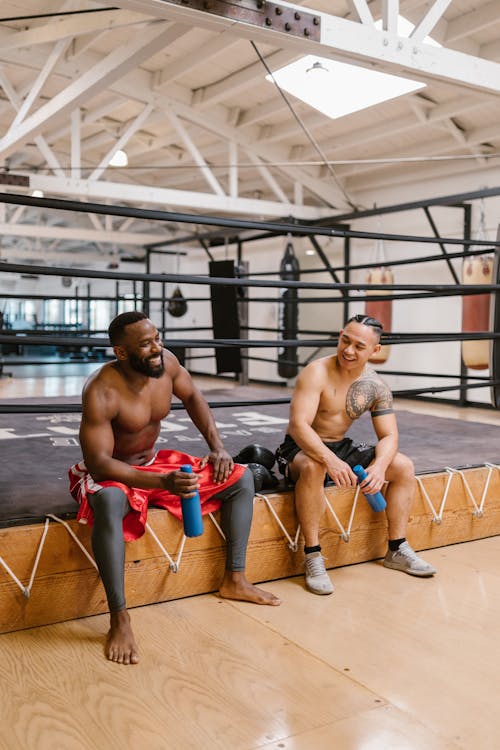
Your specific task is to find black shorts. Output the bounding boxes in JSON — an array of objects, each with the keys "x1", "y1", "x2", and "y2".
[{"x1": 275, "y1": 434, "x2": 376, "y2": 484}]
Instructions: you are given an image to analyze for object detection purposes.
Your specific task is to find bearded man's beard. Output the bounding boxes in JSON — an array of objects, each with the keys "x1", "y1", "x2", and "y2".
[{"x1": 129, "y1": 352, "x2": 164, "y2": 378}]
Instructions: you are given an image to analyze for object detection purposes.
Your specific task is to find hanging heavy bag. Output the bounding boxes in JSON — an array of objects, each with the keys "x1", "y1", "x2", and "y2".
[
  {"x1": 278, "y1": 241, "x2": 300, "y2": 379},
  {"x1": 461, "y1": 254, "x2": 493, "y2": 370},
  {"x1": 490, "y1": 242, "x2": 500, "y2": 408},
  {"x1": 365, "y1": 266, "x2": 393, "y2": 364},
  {"x1": 365, "y1": 237, "x2": 392, "y2": 364},
  {"x1": 167, "y1": 286, "x2": 188, "y2": 318}
]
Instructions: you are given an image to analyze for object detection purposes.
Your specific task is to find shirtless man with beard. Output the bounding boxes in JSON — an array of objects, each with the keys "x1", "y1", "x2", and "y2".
[
  {"x1": 70, "y1": 311, "x2": 280, "y2": 665},
  {"x1": 275, "y1": 314, "x2": 436, "y2": 595}
]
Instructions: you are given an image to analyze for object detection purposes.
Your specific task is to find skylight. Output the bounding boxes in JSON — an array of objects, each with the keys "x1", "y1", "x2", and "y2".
[{"x1": 266, "y1": 16, "x2": 440, "y2": 120}]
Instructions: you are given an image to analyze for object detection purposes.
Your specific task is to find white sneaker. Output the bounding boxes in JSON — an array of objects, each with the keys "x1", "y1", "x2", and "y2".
[
  {"x1": 383, "y1": 541, "x2": 436, "y2": 577},
  {"x1": 304, "y1": 552, "x2": 334, "y2": 595}
]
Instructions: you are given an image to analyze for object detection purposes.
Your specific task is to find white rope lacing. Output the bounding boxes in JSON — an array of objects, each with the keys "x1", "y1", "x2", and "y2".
[
  {"x1": 145, "y1": 511, "x2": 227, "y2": 573},
  {"x1": 46, "y1": 514, "x2": 98, "y2": 569},
  {"x1": 324, "y1": 485, "x2": 364, "y2": 542},
  {"x1": 145, "y1": 521, "x2": 180, "y2": 572},
  {"x1": 415, "y1": 470, "x2": 455, "y2": 524},
  {"x1": 208, "y1": 512, "x2": 226, "y2": 540},
  {"x1": 0, "y1": 514, "x2": 97, "y2": 599},
  {"x1": 255, "y1": 492, "x2": 301, "y2": 551},
  {"x1": 1, "y1": 466, "x2": 498, "y2": 599},
  {"x1": 24, "y1": 517, "x2": 50, "y2": 598},
  {"x1": 446, "y1": 465, "x2": 500, "y2": 518}
]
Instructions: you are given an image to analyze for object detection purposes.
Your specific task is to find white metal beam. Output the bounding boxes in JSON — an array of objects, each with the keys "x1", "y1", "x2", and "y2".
[
  {"x1": 346, "y1": 0, "x2": 375, "y2": 27},
  {"x1": 166, "y1": 109, "x2": 226, "y2": 196},
  {"x1": 7, "y1": 39, "x2": 71, "y2": 135},
  {"x1": 410, "y1": 0, "x2": 453, "y2": 44},
  {"x1": 243, "y1": 151, "x2": 290, "y2": 204},
  {"x1": 0, "y1": 247, "x2": 143, "y2": 264},
  {"x1": 89, "y1": 102, "x2": 155, "y2": 181},
  {"x1": 228, "y1": 141, "x2": 238, "y2": 199},
  {"x1": 0, "y1": 22, "x2": 188, "y2": 160},
  {"x1": 163, "y1": 99, "x2": 349, "y2": 207},
  {"x1": 0, "y1": 67, "x2": 66, "y2": 178},
  {"x1": 71, "y1": 109, "x2": 81, "y2": 180},
  {"x1": 0, "y1": 222, "x2": 166, "y2": 247},
  {"x1": 381, "y1": 0, "x2": 399, "y2": 33},
  {"x1": 25, "y1": 174, "x2": 330, "y2": 219},
  {"x1": 0, "y1": 10, "x2": 150, "y2": 50},
  {"x1": 113, "y1": 0, "x2": 500, "y2": 95}
]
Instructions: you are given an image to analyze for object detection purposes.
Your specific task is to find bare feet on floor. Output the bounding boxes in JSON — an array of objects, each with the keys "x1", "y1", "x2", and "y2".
[
  {"x1": 218, "y1": 571, "x2": 281, "y2": 606},
  {"x1": 106, "y1": 609, "x2": 139, "y2": 665}
]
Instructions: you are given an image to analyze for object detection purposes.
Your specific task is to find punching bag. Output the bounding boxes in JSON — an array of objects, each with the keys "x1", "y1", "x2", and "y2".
[
  {"x1": 278, "y1": 241, "x2": 300, "y2": 379},
  {"x1": 461, "y1": 255, "x2": 493, "y2": 370},
  {"x1": 209, "y1": 260, "x2": 242, "y2": 374},
  {"x1": 490, "y1": 239, "x2": 500, "y2": 408},
  {"x1": 365, "y1": 266, "x2": 393, "y2": 364},
  {"x1": 167, "y1": 286, "x2": 188, "y2": 318}
]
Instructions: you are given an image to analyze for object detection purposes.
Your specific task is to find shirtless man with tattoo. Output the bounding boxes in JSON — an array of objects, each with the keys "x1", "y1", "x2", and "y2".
[
  {"x1": 276, "y1": 314, "x2": 436, "y2": 595},
  {"x1": 69, "y1": 311, "x2": 280, "y2": 664}
]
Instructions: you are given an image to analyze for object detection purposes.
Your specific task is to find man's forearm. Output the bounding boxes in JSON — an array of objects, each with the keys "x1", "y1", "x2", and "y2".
[
  {"x1": 184, "y1": 392, "x2": 225, "y2": 451},
  {"x1": 374, "y1": 435, "x2": 398, "y2": 469},
  {"x1": 86, "y1": 456, "x2": 166, "y2": 489},
  {"x1": 289, "y1": 424, "x2": 332, "y2": 466}
]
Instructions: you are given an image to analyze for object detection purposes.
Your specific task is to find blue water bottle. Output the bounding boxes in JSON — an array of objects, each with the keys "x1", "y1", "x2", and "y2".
[
  {"x1": 179, "y1": 464, "x2": 204, "y2": 537},
  {"x1": 352, "y1": 464, "x2": 387, "y2": 512}
]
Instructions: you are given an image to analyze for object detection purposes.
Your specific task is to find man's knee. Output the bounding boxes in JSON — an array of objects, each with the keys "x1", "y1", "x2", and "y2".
[
  {"x1": 290, "y1": 452, "x2": 325, "y2": 483},
  {"x1": 388, "y1": 453, "x2": 415, "y2": 482},
  {"x1": 217, "y1": 467, "x2": 255, "y2": 503},
  {"x1": 90, "y1": 486, "x2": 129, "y2": 522}
]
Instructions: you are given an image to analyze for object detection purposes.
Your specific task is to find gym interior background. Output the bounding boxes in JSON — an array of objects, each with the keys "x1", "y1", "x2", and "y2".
[{"x1": 1, "y1": 2, "x2": 500, "y2": 749}]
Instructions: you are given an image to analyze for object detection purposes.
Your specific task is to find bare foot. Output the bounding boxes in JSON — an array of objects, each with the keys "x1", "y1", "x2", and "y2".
[
  {"x1": 218, "y1": 571, "x2": 281, "y2": 606},
  {"x1": 106, "y1": 610, "x2": 139, "y2": 665}
]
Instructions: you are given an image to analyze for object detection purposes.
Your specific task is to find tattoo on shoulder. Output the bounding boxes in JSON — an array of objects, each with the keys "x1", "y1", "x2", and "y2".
[{"x1": 346, "y1": 376, "x2": 393, "y2": 420}]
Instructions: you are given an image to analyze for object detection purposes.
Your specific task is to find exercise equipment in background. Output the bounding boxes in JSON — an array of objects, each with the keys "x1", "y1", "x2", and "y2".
[
  {"x1": 167, "y1": 252, "x2": 188, "y2": 318},
  {"x1": 365, "y1": 238, "x2": 392, "y2": 365},
  {"x1": 462, "y1": 208, "x2": 494, "y2": 370},
  {"x1": 277, "y1": 241, "x2": 300, "y2": 379},
  {"x1": 209, "y1": 259, "x2": 242, "y2": 374},
  {"x1": 490, "y1": 237, "x2": 500, "y2": 408}
]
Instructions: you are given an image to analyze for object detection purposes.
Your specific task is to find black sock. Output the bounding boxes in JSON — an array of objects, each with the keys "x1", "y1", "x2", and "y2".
[
  {"x1": 304, "y1": 544, "x2": 321, "y2": 555},
  {"x1": 389, "y1": 538, "x2": 406, "y2": 552}
]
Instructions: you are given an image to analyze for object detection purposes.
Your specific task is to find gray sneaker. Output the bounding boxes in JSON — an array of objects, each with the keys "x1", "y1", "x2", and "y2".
[
  {"x1": 304, "y1": 552, "x2": 334, "y2": 595},
  {"x1": 383, "y1": 541, "x2": 436, "y2": 577}
]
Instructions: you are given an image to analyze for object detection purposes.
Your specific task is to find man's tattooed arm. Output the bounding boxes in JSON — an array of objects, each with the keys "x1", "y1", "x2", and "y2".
[{"x1": 346, "y1": 376, "x2": 394, "y2": 420}]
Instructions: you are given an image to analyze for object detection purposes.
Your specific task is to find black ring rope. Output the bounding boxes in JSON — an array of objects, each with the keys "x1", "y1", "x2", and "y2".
[
  {"x1": 2, "y1": 332, "x2": 500, "y2": 349},
  {"x1": 1, "y1": 192, "x2": 498, "y2": 248},
  {"x1": 238, "y1": 246, "x2": 497, "y2": 278},
  {"x1": 1, "y1": 379, "x2": 498, "y2": 415},
  {"x1": 1, "y1": 261, "x2": 499, "y2": 296},
  {"x1": 240, "y1": 355, "x2": 492, "y2": 381}
]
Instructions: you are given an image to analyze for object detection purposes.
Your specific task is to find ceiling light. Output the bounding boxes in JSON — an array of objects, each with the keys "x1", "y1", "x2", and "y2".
[
  {"x1": 109, "y1": 149, "x2": 128, "y2": 167},
  {"x1": 267, "y1": 16, "x2": 440, "y2": 121},
  {"x1": 31, "y1": 189, "x2": 44, "y2": 198}
]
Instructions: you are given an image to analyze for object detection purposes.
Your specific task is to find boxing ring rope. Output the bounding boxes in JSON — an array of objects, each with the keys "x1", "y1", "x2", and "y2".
[{"x1": 2, "y1": 190, "x2": 499, "y2": 249}]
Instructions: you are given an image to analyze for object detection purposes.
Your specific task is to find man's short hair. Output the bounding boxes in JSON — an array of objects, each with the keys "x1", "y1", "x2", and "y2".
[
  {"x1": 108, "y1": 311, "x2": 148, "y2": 345},
  {"x1": 346, "y1": 314, "x2": 383, "y2": 341}
]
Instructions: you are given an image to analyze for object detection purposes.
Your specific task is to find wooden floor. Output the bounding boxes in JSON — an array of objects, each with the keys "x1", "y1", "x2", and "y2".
[
  {"x1": 0, "y1": 537, "x2": 499, "y2": 750},
  {"x1": 1, "y1": 370, "x2": 499, "y2": 749}
]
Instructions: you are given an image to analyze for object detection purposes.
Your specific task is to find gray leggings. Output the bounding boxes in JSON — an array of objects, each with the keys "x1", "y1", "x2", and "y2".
[{"x1": 88, "y1": 468, "x2": 255, "y2": 612}]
